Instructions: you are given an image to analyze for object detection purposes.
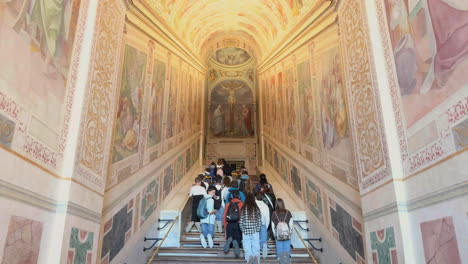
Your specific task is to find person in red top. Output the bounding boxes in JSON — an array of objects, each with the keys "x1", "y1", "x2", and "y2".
[{"x1": 223, "y1": 190, "x2": 244, "y2": 258}]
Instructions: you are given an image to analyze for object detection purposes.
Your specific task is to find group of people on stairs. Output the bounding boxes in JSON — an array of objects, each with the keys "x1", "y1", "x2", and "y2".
[{"x1": 187, "y1": 159, "x2": 294, "y2": 264}]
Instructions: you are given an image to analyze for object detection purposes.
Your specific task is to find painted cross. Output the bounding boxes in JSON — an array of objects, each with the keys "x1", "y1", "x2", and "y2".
[
  {"x1": 68, "y1": 227, "x2": 94, "y2": 264},
  {"x1": 370, "y1": 227, "x2": 397, "y2": 264}
]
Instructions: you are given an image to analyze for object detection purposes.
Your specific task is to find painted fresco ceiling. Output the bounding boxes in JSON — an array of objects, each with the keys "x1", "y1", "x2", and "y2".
[{"x1": 143, "y1": 0, "x2": 325, "y2": 61}]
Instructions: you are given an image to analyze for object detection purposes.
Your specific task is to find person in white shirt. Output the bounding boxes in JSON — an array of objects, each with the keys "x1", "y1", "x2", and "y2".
[
  {"x1": 200, "y1": 186, "x2": 217, "y2": 248},
  {"x1": 256, "y1": 192, "x2": 271, "y2": 259},
  {"x1": 186, "y1": 177, "x2": 206, "y2": 232}
]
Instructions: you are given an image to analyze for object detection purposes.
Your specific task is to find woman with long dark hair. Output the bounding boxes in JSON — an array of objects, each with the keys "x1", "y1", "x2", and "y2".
[
  {"x1": 255, "y1": 192, "x2": 270, "y2": 259},
  {"x1": 261, "y1": 183, "x2": 276, "y2": 214},
  {"x1": 240, "y1": 192, "x2": 262, "y2": 263},
  {"x1": 254, "y1": 174, "x2": 273, "y2": 194},
  {"x1": 272, "y1": 198, "x2": 293, "y2": 262},
  {"x1": 261, "y1": 182, "x2": 276, "y2": 241},
  {"x1": 221, "y1": 176, "x2": 232, "y2": 204}
]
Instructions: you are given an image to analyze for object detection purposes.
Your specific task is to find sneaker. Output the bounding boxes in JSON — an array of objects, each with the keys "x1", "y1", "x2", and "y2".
[
  {"x1": 207, "y1": 234, "x2": 214, "y2": 248},
  {"x1": 224, "y1": 237, "x2": 232, "y2": 253},
  {"x1": 200, "y1": 234, "x2": 207, "y2": 248},
  {"x1": 233, "y1": 240, "x2": 240, "y2": 258}
]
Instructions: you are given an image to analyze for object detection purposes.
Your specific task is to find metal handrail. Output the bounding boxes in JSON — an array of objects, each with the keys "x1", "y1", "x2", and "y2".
[
  {"x1": 143, "y1": 218, "x2": 176, "y2": 251},
  {"x1": 146, "y1": 215, "x2": 179, "y2": 264},
  {"x1": 293, "y1": 226, "x2": 319, "y2": 264}
]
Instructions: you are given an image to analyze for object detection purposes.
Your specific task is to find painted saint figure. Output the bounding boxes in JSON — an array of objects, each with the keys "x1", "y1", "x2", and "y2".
[
  {"x1": 321, "y1": 50, "x2": 347, "y2": 149},
  {"x1": 241, "y1": 104, "x2": 252, "y2": 136},
  {"x1": 213, "y1": 104, "x2": 224, "y2": 136},
  {"x1": 426, "y1": 0, "x2": 468, "y2": 88},
  {"x1": 13, "y1": 0, "x2": 71, "y2": 77}
]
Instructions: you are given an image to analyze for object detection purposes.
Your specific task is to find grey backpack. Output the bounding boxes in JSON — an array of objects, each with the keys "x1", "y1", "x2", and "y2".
[{"x1": 275, "y1": 212, "x2": 291, "y2": 241}]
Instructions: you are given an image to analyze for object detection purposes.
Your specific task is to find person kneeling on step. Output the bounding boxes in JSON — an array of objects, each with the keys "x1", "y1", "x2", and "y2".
[{"x1": 199, "y1": 186, "x2": 217, "y2": 248}]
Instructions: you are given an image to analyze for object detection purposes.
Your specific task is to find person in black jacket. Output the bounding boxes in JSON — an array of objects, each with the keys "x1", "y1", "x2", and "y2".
[
  {"x1": 221, "y1": 158, "x2": 232, "y2": 177},
  {"x1": 260, "y1": 183, "x2": 276, "y2": 241},
  {"x1": 223, "y1": 190, "x2": 244, "y2": 258},
  {"x1": 254, "y1": 174, "x2": 274, "y2": 194},
  {"x1": 260, "y1": 183, "x2": 276, "y2": 213}
]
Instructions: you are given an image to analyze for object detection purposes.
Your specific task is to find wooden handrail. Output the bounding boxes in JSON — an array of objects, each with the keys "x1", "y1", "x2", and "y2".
[
  {"x1": 293, "y1": 226, "x2": 319, "y2": 264},
  {"x1": 147, "y1": 215, "x2": 180, "y2": 264}
]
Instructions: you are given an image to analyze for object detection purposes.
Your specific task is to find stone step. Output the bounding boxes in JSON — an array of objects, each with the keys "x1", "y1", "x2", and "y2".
[
  {"x1": 150, "y1": 247, "x2": 313, "y2": 263},
  {"x1": 150, "y1": 256, "x2": 314, "y2": 264},
  {"x1": 157, "y1": 247, "x2": 310, "y2": 256},
  {"x1": 180, "y1": 238, "x2": 277, "y2": 245}
]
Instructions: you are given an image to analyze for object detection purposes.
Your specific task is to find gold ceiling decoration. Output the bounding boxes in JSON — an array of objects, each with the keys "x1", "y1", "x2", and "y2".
[{"x1": 141, "y1": 0, "x2": 330, "y2": 61}]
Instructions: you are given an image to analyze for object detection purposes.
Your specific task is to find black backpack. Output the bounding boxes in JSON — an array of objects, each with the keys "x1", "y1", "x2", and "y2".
[
  {"x1": 226, "y1": 202, "x2": 240, "y2": 223},
  {"x1": 213, "y1": 186, "x2": 223, "y2": 210}
]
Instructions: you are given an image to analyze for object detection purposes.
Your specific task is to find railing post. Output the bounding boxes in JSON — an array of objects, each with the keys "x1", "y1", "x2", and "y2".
[
  {"x1": 293, "y1": 226, "x2": 320, "y2": 264},
  {"x1": 143, "y1": 218, "x2": 177, "y2": 252},
  {"x1": 293, "y1": 219, "x2": 323, "y2": 253},
  {"x1": 146, "y1": 215, "x2": 180, "y2": 263}
]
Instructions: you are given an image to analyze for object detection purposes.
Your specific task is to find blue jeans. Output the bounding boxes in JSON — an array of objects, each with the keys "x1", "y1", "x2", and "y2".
[
  {"x1": 243, "y1": 233, "x2": 260, "y2": 262},
  {"x1": 275, "y1": 240, "x2": 291, "y2": 259},
  {"x1": 259, "y1": 225, "x2": 267, "y2": 248},
  {"x1": 202, "y1": 223, "x2": 214, "y2": 237},
  {"x1": 215, "y1": 206, "x2": 224, "y2": 221}
]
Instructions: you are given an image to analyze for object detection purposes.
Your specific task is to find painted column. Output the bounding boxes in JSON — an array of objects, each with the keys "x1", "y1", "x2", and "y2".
[{"x1": 70, "y1": 0, "x2": 127, "y2": 263}]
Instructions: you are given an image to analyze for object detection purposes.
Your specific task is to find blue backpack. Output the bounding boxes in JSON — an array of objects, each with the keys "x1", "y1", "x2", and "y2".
[{"x1": 197, "y1": 197, "x2": 211, "y2": 219}]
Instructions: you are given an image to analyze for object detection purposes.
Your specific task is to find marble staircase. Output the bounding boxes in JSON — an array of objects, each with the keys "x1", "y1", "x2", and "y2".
[
  {"x1": 147, "y1": 174, "x2": 318, "y2": 263},
  {"x1": 148, "y1": 231, "x2": 315, "y2": 263}
]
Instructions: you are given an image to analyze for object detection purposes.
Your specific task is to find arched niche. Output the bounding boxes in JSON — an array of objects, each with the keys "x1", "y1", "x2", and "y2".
[
  {"x1": 209, "y1": 80, "x2": 255, "y2": 138},
  {"x1": 210, "y1": 47, "x2": 253, "y2": 67}
]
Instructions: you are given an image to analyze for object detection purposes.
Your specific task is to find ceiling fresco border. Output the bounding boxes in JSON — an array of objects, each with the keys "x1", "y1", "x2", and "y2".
[
  {"x1": 202, "y1": 33, "x2": 260, "y2": 65},
  {"x1": 209, "y1": 47, "x2": 254, "y2": 68}
]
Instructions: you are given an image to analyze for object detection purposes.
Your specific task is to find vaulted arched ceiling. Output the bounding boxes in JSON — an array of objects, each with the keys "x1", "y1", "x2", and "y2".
[{"x1": 143, "y1": 0, "x2": 326, "y2": 62}]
